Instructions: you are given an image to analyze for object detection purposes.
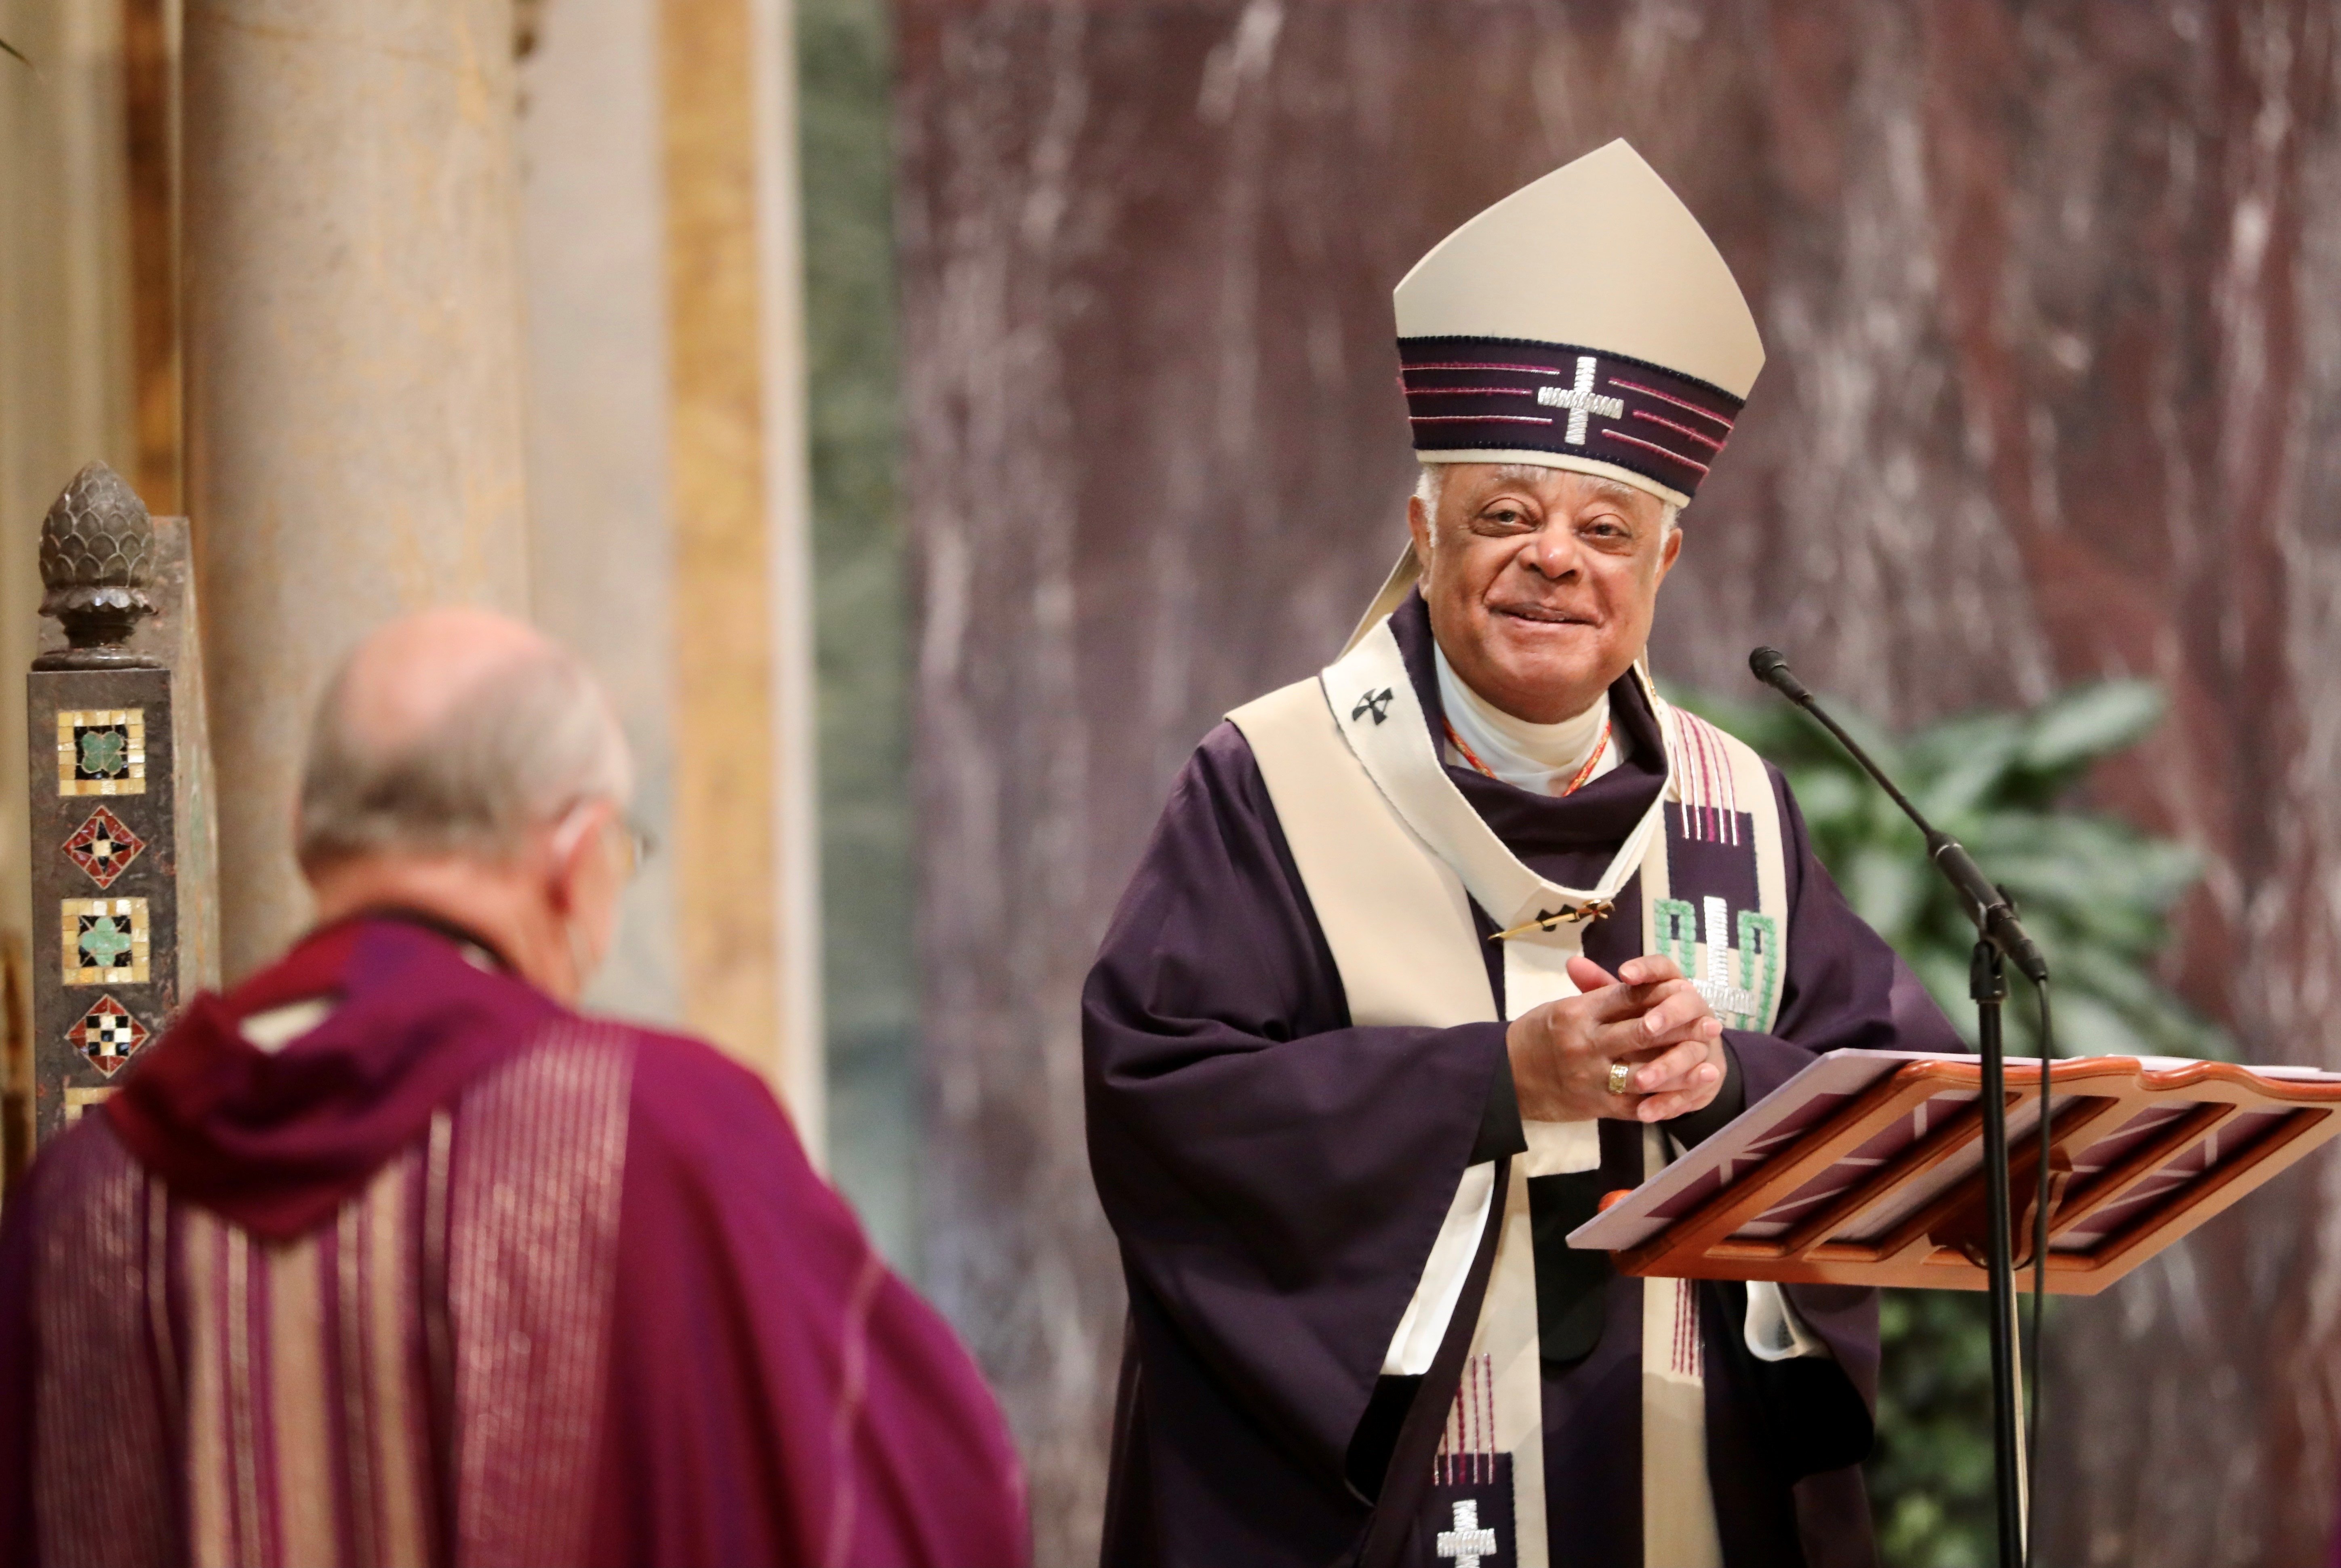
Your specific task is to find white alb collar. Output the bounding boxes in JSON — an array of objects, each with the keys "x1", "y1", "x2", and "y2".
[{"x1": 1433, "y1": 642, "x2": 1617, "y2": 795}]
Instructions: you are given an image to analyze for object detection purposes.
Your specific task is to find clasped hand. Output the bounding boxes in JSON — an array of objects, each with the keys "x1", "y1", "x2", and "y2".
[{"x1": 1504, "y1": 954, "x2": 1726, "y2": 1124}]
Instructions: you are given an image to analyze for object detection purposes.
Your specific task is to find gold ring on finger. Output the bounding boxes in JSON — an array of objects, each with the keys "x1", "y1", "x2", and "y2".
[{"x1": 1606, "y1": 1060, "x2": 1634, "y2": 1096}]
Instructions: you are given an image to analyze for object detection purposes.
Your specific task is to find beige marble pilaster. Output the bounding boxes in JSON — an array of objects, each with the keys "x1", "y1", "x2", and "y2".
[
  {"x1": 183, "y1": 0, "x2": 532, "y2": 977},
  {"x1": 659, "y1": 0, "x2": 823, "y2": 1149}
]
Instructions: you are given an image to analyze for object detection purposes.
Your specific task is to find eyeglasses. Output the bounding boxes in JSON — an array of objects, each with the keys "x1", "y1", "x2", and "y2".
[
  {"x1": 549, "y1": 801, "x2": 657, "y2": 883},
  {"x1": 612, "y1": 817, "x2": 657, "y2": 882}
]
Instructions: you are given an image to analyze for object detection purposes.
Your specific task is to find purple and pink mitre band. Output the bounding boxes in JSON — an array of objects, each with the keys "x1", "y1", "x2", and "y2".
[{"x1": 1397, "y1": 335, "x2": 1745, "y2": 503}]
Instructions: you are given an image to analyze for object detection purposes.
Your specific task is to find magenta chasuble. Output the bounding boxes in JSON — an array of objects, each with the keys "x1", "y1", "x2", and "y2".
[{"x1": 0, "y1": 917, "x2": 1027, "y2": 1568}]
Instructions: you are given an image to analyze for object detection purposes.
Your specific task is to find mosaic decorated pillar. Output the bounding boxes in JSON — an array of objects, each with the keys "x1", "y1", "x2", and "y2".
[{"x1": 24, "y1": 463, "x2": 177, "y2": 1142}]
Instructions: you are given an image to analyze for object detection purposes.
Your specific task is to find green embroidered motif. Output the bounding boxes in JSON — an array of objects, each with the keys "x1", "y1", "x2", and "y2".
[
  {"x1": 1655, "y1": 899, "x2": 1700, "y2": 976},
  {"x1": 77, "y1": 916, "x2": 132, "y2": 968},
  {"x1": 1736, "y1": 910, "x2": 1782, "y2": 1029},
  {"x1": 1667, "y1": 897, "x2": 1781, "y2": 1030},
  {"x1": 77, "y1": 728, "x2": 126, "y2": 778}
]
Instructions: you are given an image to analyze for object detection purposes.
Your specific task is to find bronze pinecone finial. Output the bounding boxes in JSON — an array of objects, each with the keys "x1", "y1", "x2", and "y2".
[{"x1": 36, "y1": 460, "x2": 160, "y2": 669}]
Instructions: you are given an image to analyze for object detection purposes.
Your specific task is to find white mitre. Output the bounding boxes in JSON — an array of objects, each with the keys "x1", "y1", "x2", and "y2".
[{"x1": 1351, "y1": 140, "x2": 1766, "y2": 642}]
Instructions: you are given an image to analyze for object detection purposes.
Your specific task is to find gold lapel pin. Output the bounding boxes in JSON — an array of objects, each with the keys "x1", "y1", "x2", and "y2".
[{"x1": 1489, "y1": 899, "x2": 1615, "y2": 942}]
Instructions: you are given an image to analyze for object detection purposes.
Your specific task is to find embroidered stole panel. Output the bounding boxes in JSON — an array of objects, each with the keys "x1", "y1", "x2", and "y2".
[
  {"x1": 1229, "y1": 622, "x2": 1787, "y2": 1568},
  {"x1": 27, "y1": 1025, "x2": 634, "y2": 1568}
]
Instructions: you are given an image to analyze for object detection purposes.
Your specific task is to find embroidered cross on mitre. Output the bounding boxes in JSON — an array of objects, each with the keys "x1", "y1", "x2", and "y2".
[{"x1": 1535, "y1": 356, "x2": 1626, "y2": 445}]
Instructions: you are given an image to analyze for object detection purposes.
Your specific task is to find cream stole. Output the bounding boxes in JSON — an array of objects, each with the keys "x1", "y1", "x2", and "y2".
[{"x1": 1228, "y1": 619, "x2": 1788, "y2": 1568}]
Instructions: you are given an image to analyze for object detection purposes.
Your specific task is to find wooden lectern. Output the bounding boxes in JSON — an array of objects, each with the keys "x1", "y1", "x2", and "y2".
[{"x1": 1569, "y1": 1049, "x2": 2341, "y2": 1294}]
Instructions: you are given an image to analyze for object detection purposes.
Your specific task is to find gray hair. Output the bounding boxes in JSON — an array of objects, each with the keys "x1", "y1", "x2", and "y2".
[
  {"x1": 1414, "y1": 461, "x2": 1681, "y2": 536},
  {"x1": 296, "y1": 644, "x2": 633, "y2": 868}
]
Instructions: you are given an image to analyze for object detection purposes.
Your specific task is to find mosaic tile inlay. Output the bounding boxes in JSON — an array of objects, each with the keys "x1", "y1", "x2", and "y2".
[
  {"x1": 56, "y1": 709, "x2": 146, "y2": 796},
  {"x1": 61, "y1": 805, "x2": 145, "y2": 890},
  {"x1": 61, "y1": 897, "x2": 149, "y2": 985},
  {"x1": 61, "y1": 1086, "x2": 113, "y2": 1125},
  {"x1": 67, "y1": 994, "x2": 149, "y2": 1076}
]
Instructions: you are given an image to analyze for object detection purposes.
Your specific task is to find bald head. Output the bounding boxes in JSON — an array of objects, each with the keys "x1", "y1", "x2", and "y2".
[
  {"x1": 333, "y1": 607, "x2": 554, "y2": 756},
  {"x1": 296, "y1": 609, "x2": 631, "y2": 873}
]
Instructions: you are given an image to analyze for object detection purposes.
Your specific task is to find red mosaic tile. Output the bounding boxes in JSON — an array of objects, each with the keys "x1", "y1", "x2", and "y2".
[
  {"x1": 63, "y1": 805, "x2": 145, "y2": 890},
  {"x1": 68, "y1": 994, "x2": 148, "y2": 1077}
]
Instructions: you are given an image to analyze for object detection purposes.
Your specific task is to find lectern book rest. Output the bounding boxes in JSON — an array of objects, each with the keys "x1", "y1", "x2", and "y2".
[{"x1": 1569, "y1": 1050, "x2": 2341, "y2": 1294}]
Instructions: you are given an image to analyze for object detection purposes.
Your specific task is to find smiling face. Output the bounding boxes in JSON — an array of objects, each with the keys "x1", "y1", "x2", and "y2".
[{"x1": 1408, "y1": 463, "x2": 1682, "y2": 724}]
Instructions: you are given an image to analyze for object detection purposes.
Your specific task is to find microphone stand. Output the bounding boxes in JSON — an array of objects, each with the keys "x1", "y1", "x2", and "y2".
[{"x1": 1747, "y1": 648, "x2": 2049, "y2": 1568}]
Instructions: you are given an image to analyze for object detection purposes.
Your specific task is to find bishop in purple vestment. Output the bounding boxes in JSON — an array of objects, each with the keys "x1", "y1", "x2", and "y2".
[
  {"x1": 0, "y1": 610, "x2": 1026, "y2": 1568},
  {"x1": 1082, "y1": 144, "x2": 1963, "y2": 1568}
]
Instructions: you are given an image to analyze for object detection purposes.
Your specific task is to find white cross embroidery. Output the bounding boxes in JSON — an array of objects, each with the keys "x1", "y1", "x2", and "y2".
[
  {"x1": 1535, "y1": 356, "x2": 1625, "y2": 444},
  {"x1": 1693, "y1": 894, "x2": 1758, "y2": 1019},
  {"x1": 1437, "y1": 1499, "x2": 1500, "y2": 1568}
]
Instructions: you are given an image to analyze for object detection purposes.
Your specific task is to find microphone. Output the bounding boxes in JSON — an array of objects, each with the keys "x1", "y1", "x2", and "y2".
[
  {"x1": 1747, "y1": 646, "x2": 1811, "y2": 704},
  {"x1": 1747, "y1": 648, "x2": 2048, "y2": 984}
]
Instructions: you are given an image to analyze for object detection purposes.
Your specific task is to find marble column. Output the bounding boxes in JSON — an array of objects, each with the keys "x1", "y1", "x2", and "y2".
[
  {"x1": 512, "y1": 0, "x2": 823, "y2": 1142},
  {"x1": 183, "y1": 0, "x2": 532, "y2": 977},
  {"x1": 515, "y1": 0, "x2": 682, "y2": 1031}
]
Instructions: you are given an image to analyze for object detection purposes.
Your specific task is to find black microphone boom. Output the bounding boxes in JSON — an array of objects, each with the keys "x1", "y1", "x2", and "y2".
[
  {"x1": 1745, "y1": 644, "x2": 2050, "y2": 1568},
  {"x1": 1745, "y1": 648, "x2": 2047, "y2": 983}
]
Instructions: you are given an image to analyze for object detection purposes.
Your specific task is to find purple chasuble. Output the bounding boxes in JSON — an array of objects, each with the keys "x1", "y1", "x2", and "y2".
[
  {"x1": 1083, "y1": 591, "x2": 1964, "y2": 1568},
  {"x1": 0, "y1": 916, "x2": 1028, "y2": 1568}
]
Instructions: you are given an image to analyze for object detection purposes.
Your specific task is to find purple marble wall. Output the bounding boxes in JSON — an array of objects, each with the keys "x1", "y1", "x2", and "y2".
[{"x1": 899, "y1": 3, "x2": 2341, "y2": 1560}]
